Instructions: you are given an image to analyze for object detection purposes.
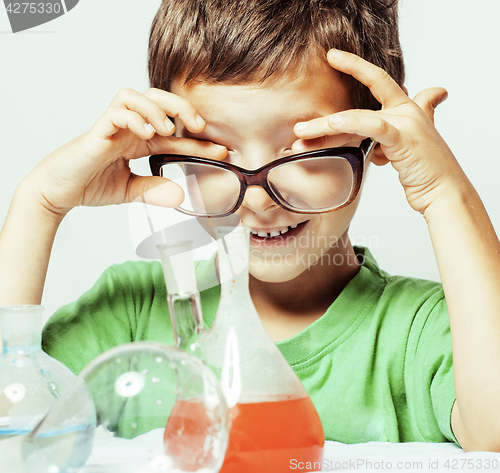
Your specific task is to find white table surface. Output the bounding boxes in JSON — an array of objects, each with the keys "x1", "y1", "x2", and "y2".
[{"x1": 82, "y1": 429, "x2": 500, "y2": 472}]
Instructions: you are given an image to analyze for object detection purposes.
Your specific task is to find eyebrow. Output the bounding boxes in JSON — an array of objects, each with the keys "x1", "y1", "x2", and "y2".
[{"x1": 181, "y1": 114, "x2": 322, "y2": 138}]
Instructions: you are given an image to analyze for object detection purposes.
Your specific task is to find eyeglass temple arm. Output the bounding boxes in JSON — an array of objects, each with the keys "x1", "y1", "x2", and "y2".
[{"x1": 361, "y1": 138, "x2": 376, "y2": 157}]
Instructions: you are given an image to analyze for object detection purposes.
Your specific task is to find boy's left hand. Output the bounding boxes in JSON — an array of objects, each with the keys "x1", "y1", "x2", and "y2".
[{"x1": 293, "y1": 49, "x2": 468, "y2": 216}]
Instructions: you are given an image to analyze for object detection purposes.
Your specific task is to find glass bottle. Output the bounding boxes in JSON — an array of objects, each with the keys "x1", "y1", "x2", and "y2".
[
  {"x1": 164, "y1": 226, "x2": 325, "y2": 473},
  {"x1": 0, "y1": 305, "x2": 95, "y2": 473}
]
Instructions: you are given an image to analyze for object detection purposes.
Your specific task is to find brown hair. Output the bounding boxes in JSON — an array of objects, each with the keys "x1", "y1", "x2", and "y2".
[{"x1": 148, "y1": 0, "x2": 405, "y2": 110}]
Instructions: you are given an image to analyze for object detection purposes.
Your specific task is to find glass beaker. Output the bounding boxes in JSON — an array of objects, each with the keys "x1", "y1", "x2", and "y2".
[{"x1": 200, "y1": 226, "x2": 325, "y2": 473}]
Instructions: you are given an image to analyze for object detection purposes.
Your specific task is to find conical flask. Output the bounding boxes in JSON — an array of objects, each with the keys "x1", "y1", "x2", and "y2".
[{"x1": 200, "y1": 226, "x2": 325, "y2": 473}]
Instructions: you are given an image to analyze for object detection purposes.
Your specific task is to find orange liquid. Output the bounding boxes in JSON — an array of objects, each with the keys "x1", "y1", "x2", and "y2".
[{"x1": 165, "y1": 395, "x2": 325, "y2": 473}]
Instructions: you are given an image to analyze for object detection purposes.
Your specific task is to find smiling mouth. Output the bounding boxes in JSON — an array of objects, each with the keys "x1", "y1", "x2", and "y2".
[{"x1": 249, "y1": 221, "x2": 309, "y2": 241}]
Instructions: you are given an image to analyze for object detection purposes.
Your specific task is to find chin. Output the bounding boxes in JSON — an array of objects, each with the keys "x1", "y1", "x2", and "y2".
[
  {"x1": 248, "y1": 255, "x2": 315, "y2": 283},
  {"x1": 249, "y1": 265, "x2": 300, "y2": 283}
]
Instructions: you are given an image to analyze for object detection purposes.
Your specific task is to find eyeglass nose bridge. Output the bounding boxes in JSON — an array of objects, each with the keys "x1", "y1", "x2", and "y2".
[
  {"x1": 238, "y1": 167, "x2": 277, "y2": 196},
  {"x1": 232, "y1": 167, "x2": 285, "y2": 212},
  {"x1": 232, "y1": 166, "x2": 291, "y2": 212},
  {"x1": 239, "y1": 167, "x2": 269, "y2": 186}
]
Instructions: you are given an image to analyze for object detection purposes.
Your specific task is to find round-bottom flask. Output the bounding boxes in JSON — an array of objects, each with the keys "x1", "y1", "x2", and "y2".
[{"x1": 13, "y1": 343, "x2": 229, "y2": 473}]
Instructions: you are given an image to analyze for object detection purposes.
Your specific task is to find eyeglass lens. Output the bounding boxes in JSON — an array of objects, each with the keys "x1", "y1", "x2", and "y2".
[
  {"x1": 267, "y1": 157, "x2": 353, "y2": 211},
  {"x1": 159, "y1": 156, "x2": 355, "y2": 215}
]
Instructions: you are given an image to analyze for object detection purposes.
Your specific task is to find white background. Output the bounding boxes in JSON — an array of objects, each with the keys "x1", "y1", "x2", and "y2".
[{"x1": 1, "y1": 0, "x2": 499, "y2": 323}]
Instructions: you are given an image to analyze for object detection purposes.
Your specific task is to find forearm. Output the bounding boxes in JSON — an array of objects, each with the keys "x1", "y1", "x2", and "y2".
[
  {"x1": 424, "y1": 179, "x2": 500, "y2": 451},
  {"x1": 0, "y1": 180, "x2": 64, "y2": 305}
]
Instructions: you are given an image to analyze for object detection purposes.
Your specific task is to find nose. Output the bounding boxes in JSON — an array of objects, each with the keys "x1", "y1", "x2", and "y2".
[{"x1": 241, "y1": 185, "x2": 280, "y2": 214}]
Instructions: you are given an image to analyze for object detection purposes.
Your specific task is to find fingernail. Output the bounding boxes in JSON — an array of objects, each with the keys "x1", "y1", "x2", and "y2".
[
  {"x1": 165, "y1": 119, "x2": 175, "y2": 133},
  {"x1": 213, "y1": 144, "x2": 226, "y2": 150},
  {"x1": 438, "y1": 91, "x2": 449, "y2": 105},
  {"x1": 295, "y1": 122, "x2": 309, "y2": 132},
  {"x1": 328, "y1": 115, "x2": 342, "y2": 126},
  {"x1": 144, "y1": 123, "x2": 156, "y2": 134},
  {"x1": 195, "y1": 114, "x2": 205, "y2": 127},
  {"x1": 328, "y1": 49, "x2": 344, "y2": 60}
]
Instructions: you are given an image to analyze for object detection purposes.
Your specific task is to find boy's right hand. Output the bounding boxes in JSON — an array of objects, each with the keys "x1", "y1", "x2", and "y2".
[{"x1": 23, "y1": 88, "x2": 227, "y2": 218}]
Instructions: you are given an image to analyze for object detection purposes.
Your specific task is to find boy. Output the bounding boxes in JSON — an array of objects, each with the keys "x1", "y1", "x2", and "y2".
[{"x1": 1, "y1": 0, "x2": 500, "y2": 452}]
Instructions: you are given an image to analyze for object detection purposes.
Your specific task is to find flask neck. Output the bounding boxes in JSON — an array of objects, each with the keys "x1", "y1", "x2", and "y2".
[
  {"x1": 215, "y1": 232, "x2": 254, "y2": 322},
  {"x1": 157, "y1": 240, "x2": 206, "y2": 352},
  {"x1": 167, "y1": 291, "x2": 206, "y2": 352},
  {"x1": 0, "y1": 306, "x2": 43, "y2": 351},
  {"x1": 218, "y1": 255, "x2": 250, "y2": 298}
]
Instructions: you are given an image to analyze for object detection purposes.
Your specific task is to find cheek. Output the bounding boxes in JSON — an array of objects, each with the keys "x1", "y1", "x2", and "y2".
[{"x1": 314, "y1": 204, "x2": 359, "y2": 246}]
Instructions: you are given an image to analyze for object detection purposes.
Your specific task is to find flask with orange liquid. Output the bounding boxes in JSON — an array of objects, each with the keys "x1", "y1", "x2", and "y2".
[{"x1": 159, "y1": 226, "x2": 325, "y2": 473}]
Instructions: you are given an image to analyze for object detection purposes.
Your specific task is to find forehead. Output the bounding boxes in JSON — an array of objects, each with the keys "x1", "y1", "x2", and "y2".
[{"x1": 171, "y1": 61, "x2": 352, "y2": 133}]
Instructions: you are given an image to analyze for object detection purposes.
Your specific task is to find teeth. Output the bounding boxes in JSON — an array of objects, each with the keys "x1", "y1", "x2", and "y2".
[{"x1": 251, "y1": 222, "x2": 303, "y2": 238}]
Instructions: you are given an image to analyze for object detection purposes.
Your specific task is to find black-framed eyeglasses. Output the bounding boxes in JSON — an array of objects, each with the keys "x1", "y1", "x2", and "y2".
[{"x1": 149, "y1": 138, "x2": 374, "y2": 217}]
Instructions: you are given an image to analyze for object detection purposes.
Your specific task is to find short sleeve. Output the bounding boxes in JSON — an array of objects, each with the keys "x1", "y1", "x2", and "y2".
[
  {"x1": 41, "y1": 263, "x2": 144, "y2": 374},
  {"x1": 405, "y1": 294, "x2": 459, "y2": 446}
]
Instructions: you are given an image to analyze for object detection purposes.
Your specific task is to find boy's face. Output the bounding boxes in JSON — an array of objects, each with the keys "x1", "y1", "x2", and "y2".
[{"x1": 171, "y1": 61, "x2": 367, "y2": 283}]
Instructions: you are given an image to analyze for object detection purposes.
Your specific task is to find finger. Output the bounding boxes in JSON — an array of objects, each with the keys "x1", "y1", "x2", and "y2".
[
  {"x1": 327, "y1": 49, "x2": 409, "y2": 108},
  {"x1": 143, "y1": 88, "x2": 206, "y2": 134},
  {"x1": 291, "y1": 134, "x2": 362, "y2": 154},
  {"x1": 109, "y1": 88, "x2": 176, "y2": 136},
  {"x1": 412, "y1": 87, "x2": 448, "y2": 125},
  {"x1": 127, "y1": 175, "x2": 185, "y2": 207},
  {"x1": 147, "y1": 135, "x2": 228, "y2": 160},
  {"x1": 294, "y1": 112, "x2": 366, "y2": 141},
  {"x1": 95, "y1": 108, "x2": 158, "y2": 140},
  {"x1": 297, "y1": 109, "x2": 401, "y2": 150}
]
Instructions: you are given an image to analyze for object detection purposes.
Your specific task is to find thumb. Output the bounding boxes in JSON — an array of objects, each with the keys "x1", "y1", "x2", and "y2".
[
  {"x1": 129, "y1": 175, "x2": 185, "y2": 207},
  {"x1": 413, "y1": 87, "x2": 448, "y2": 124}
]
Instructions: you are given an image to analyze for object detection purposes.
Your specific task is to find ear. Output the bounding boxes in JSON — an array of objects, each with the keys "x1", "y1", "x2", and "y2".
[{"x1": 370, "y1": 143, "x2": 390, "y2": 166}]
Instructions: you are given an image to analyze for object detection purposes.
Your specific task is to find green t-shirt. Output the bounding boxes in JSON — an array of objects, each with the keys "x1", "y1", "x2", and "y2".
[{"x1": 42, "y1": 247, "x2": 458, "y2": 445}]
